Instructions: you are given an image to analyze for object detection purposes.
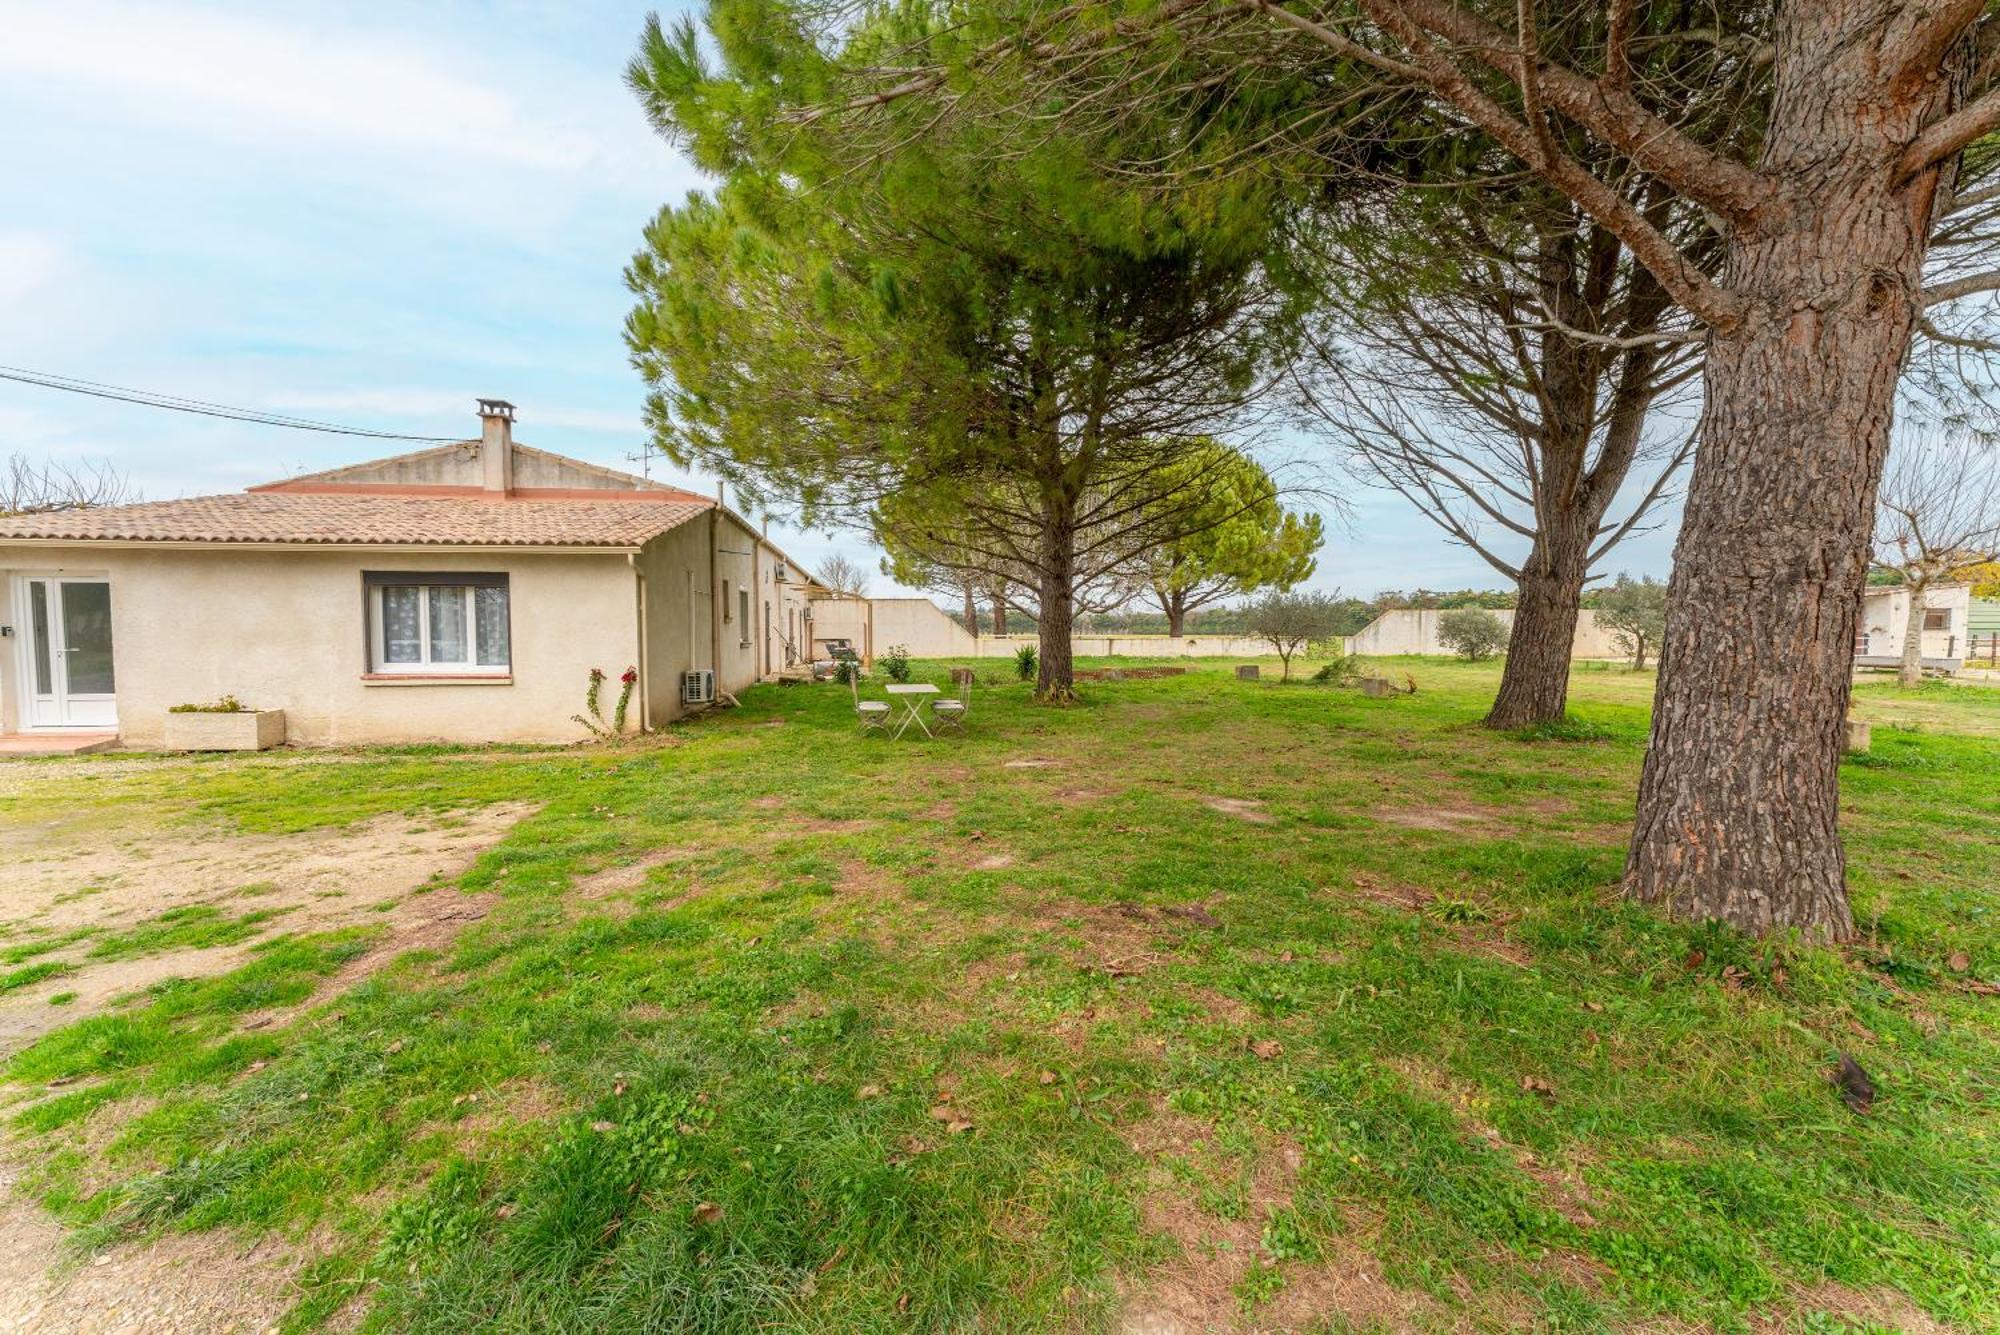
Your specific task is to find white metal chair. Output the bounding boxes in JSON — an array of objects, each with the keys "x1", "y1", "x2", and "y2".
[
  {"x1": 851, "y1": 674, "x2": 891, "y2": 734},
  {"x1": 931, "y1": 678, "x2": 971, "y2": 733}
]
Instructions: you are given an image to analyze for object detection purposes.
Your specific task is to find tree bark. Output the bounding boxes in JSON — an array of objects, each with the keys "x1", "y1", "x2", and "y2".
[
  {"x1": 961, "y1": 581, "x2": 980, "y2": 639},
  {"x1": 1899, "y1": 581, "x2": 1929, "y2": 687},
  {"x1": 1625, "y1": 5, "x2": 1959, "y2": 941},
  {"x1": 1165, "y1": 593, "x2": 1187, "y2": 639},
  {"x1": 1035, "y1": 501, "x2": 1078, "y2": 701},
  {"x1": 989, "y1": 588, "x2": 1007, "y2": 637},
  {"x1": 1485, "y1": 519, "x2": 1591, "y2": 729}
]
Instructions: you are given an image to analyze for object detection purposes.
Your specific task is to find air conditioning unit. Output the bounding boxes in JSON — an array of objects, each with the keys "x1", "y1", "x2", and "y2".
[
  {"x1": 773, "y1": 562, "x2": 789, "y2": 583},
  {"x1": 681, "y1": 669, "x2": 716, "y2": 705}
]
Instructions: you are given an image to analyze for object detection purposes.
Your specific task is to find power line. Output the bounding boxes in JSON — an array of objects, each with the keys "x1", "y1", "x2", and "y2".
[{"x1": 0, "y1": 365, "x2": 462, "y2": 442}]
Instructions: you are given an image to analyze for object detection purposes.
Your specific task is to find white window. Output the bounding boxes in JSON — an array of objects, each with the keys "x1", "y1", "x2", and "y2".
[
  {"x1": 739, "y1": 589, "x2": 752, "y2": 647},
  {"x1": 367, "y1": 574, "x2": 510, "y2": 675}
]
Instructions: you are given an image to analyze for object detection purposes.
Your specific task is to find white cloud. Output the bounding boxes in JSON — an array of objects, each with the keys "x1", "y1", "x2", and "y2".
[
  {"x1": 0, "y1": 1, "x2": 611, "y2": 172},
  {"x1": 0, "y1": 231, "x2": 70, "y2": 311}
]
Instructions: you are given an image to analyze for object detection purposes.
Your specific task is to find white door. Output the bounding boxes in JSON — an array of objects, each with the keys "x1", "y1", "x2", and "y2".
[{"x1": 17, "y1": 577, "x2": 117, "y2": 728}]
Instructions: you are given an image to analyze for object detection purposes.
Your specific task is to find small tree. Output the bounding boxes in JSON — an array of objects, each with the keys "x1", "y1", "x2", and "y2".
[
  {"x1": 1437, "y1": 609, "x2": 1509, "y2": 663},
  {"x1": 1247, "y1": 590, "x2": 1343, "y2": 681},
  {"x1": 813, "y1": 553, "x2": 870, "y2": 597},
  {"x1": 1875, "y1": 437, "x2": 2000, "y2": 687},
  {"x1": 2, "y1": 454, "x2": 136, "y2": 515},
  {"x1": 1595, "y1": 575, "x2": 1668, "y2": 671}
]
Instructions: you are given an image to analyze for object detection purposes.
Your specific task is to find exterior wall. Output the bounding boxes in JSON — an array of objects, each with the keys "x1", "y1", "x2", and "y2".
[
  {"x1": 1857, "y1": 584, "x2": 1973, "y2": 660},
  {"x1": 1344, "y1": 608, "x2": 1624, "y2": 659},
  {"x1": 807, "y1": 595, "x2": 980, "y2": 660},
  {"x1": 974, "y1": 633, "x2": 1272, "y2": 659},
  {"x1": 634, "y1": 512, "x2": 804, "y2": 721},
  {"x1": 0, "y1": 543, "x2": 639, "y2": 746},
  {"x1": 635, "y1": 519, "x2": 711, "y2": 725}
]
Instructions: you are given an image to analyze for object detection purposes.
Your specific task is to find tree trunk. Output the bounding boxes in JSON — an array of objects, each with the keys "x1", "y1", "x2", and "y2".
[
  {"x1": 1625, "y1": 6, "x2": 1957, "y2": 941},
  {"x1": 1898, "y1": 581, "x2": 1928, "y2": 687},
  {"x1": 1166, "y1": 594, "x2": 1186, "y2": 639},
  {"x1": 961, "y1": 582, "x2": 980, "y2": 640},
  {"x1": 1485, "y1": 522, "x2": 1590, "y2": 729},
  {"x1": 1035, "y1": 505, "x2": 1078, "y2": 701},
  {"x1": 989, "y1": 589, "x2": 1007, "y2": 637}
]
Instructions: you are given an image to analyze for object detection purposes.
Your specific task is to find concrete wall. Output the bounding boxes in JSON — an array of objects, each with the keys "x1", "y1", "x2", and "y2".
[
  {"x1": 973, "y1": 633, "x2": 1273, "y2": 659},
  {"x1": 808, "y1": 595, "x2": 982, "y2": 660},
  {"x1": 1343, "y1": 608, "x2": 1624, "y2": 659},
  {"x1": 0, "y1": 543, "x2": 639, "y2": 745},
  {"x1": 1857, "y1": 584, "x2": 1974, "y2": 659}
]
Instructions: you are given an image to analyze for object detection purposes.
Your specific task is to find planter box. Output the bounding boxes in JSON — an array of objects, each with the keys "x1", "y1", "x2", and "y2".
[{"x1": 163, "y1": 709, "x2": 286, "y2": 751}]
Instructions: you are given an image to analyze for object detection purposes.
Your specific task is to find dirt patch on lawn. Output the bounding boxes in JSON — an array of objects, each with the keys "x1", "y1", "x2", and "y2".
[
  {"x1": 1372, "y1": 804, "x2": 1503, "y2": 833},
  {"x1": 0, "y1": 802, "x2": 536, "y2": 1056},
  {"x1": 1117, "y1": 1111, "x2": 1442, "y2": 1334},
  {"x1": 1750, "y1": 1283, "x2": 1955, "y2": 1334},
  {"x1": 1201, "y1": 796, "x2": 1275, "y2": 824},
  {"x1": 0, "y1": 1156, "x2": 307, "y2": 1335}
]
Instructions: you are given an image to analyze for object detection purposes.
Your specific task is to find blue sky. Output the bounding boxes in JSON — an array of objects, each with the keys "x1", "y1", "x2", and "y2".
[{"x1": 0, "y1": 0, "x2": 1680, "y2": 601}]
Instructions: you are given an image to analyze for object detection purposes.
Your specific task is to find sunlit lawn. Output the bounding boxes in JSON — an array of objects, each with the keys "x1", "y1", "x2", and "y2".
[{"x1": 1, "y1": 656, "x2": 1994, "y2": 1333}]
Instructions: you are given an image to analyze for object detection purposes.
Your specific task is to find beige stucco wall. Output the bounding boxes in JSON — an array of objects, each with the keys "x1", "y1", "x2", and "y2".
[
  {"x1": 1858, "y1": 584, "x2": 1973, "y2": 659},
  {"x1": 633, "y1": 512, "x2": 805, "y2": 722},
  {"x1": 0, "y1": 543, "x2": 640, "y2": 745},
  {"x1": 1344, "y1": 608, "x2": 1623, "y2": 659}
]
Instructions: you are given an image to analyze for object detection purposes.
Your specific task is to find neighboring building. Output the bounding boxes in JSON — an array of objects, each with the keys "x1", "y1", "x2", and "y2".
[
  {"x1": 808, "y1": 594, "x2": 978, "y2": 661},
  {"x1": 0, "y1": 401, "x2": 818, "y2": 747},
  {"x1": 1855, "y1": 582, "x2": 1972, "y2": 670},
  {"x1": 1343, "y1": 607, "x2": 1624, "y2": 659}
]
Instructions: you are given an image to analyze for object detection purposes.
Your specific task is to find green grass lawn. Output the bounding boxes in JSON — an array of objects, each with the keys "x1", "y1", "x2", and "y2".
[{"x1": 1, "y1": 656, "x2": 1995, "y2": 1333}]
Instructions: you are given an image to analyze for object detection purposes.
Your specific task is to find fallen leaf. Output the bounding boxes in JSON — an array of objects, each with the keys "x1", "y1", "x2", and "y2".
[
  {"x1": 1582, "y1": 1000, "x2": 1605, "y2": 1013},
  {"x1": 245, "y1": 1060, "x2": 268, "y2": 1074},
  {"x1": 691, "y1": 1201, "x2": 722, "y2": 1225},
  {"x1": 1947, "y1": 951, "x2": 1971, "y2": 973},
  {"x1": 598, "y1": 1216, "x2": 624, "y2": 1243},
  {"x1": 46, "y1": 1076, "x2": 75, "y2": 1088},
  {"x1": 1770, "y1": 966, "x2": 1790, "y2": 989},
  {"x1": 928, "y1": 1103, "x2": 956, "y2": 1121},
  {"x1": 591, "y1": 1120, "x2": 617, "y2": 1133},
  {"x1": 946, "y1": 1118, "x2": 974, "y2": 1134},
  {"x1": 387, "y1": 1039, "x2": 405, "y2": 1055},
  {"x1": 613, "y1": 1079, "x2": 629, "y2": 1097},
  {"x1": 858, "y1": 1084, "x2": 883, "y2": 1100},
  {"x1": 1832, "y1": 1053, "x2": 1876, "y2": 1114},
  {"x1": 817, "y1": 1244, "x2": 847, "y2": 1275},
  {"x1": 1038, "y1": 1071, "x2": 1057, "y2": 1085},
  {"x1": 1684, "y1": 950, "x2": 1706, "y2": 969},
  {"x1": 967, "y1": 831, "x2": 985, "y2": 842},
  {"x1": 897, "y1": 1292, "x2": 911, "y2": 1314},
  {"x1": 1249, "y1": 1039, "x2": 1283, "y2": 1060},
  {"x1": 535, "y1": 1041, "x2": 553, "y2": 1055},
  {"x1": 1521, "y1": 1076, "x2": 1556, "y2": 1098},
  {"x1": 1279, "y1": 950, "x2": 1295, "y2": 963},
  {"x1": 495, "y1": 1203, "x2": 517, "y2": 1220},
  {"x1": 1721, "y1": 964, "x2": 1748, "y2": 991}
]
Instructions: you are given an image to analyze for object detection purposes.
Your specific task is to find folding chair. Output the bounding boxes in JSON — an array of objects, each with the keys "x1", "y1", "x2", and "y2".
[{"x1": 851, "y1": 673, "x2": 891, "y2": 734}]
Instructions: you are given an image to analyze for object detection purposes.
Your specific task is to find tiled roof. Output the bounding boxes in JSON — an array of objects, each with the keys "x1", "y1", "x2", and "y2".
[{"x1": 0, "y1": 491, "x2": 713, "y2": 548}]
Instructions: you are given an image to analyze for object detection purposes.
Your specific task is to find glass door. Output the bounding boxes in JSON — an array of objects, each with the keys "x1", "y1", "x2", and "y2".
[{"x1": 17, "y1": 577, "x2": 116, "y2": 728}]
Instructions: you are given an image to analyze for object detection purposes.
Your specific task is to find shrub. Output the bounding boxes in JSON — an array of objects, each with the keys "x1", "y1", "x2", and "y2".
[
  {"x1": 882, "y1": 644, "x2": 912, "y2": 683},
  {"x1": 1311, "y1": 652, "x2": 1360, "y2": 686},
  {"x1": 1014, "y1": 644, "x2": 1037, "y2": 681},
  {"x1": 168, "y1": 696, "x2": 246, "y2": 714},
  {"x1": 1437, "y1": 609, "x2": 1509, "y2": 661},
  {"x1": 832, "y1": 658, "x2": 861, "y2": 685}
]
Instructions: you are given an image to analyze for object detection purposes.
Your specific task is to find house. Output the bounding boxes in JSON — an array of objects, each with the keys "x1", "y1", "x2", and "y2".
[
  {"x1": 1854, "y1": 582, "x2": 1971, "y2": 671},
  {"x1": 0, "y1": 401, "x2": 820, "y2": 748}
]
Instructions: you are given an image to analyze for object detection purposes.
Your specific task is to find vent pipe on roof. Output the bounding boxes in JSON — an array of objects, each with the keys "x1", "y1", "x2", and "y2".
[{"x1": 477, "y1": 399, "x2": 515, "y2": 494}]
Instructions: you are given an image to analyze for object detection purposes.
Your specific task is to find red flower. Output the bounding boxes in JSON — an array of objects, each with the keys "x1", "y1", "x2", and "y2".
[{"x1": 621, "y1": 667, "x2": 638, "y2": 686}]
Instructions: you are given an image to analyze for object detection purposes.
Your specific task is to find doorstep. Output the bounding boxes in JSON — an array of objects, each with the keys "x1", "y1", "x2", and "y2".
[{"x1": 0, "y1": 731, "x2": 119, "y2": 756}]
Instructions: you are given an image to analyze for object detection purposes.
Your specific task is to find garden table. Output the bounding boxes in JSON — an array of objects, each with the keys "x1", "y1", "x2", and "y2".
[{"x1": 885, "y1": 683, "x2": 940, "y2": 739}]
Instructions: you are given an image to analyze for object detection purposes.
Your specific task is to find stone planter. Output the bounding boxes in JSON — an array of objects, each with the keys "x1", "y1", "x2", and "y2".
[{"x1": 163, "y1": 709, "x2": 286, "y2": 752}]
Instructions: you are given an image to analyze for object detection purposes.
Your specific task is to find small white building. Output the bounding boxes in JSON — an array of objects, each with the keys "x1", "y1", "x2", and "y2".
[
  {"x1": 1343, "y1": 608, "x2": 1625, "y2": 659},
  {"x1": 1855, "y1": 583, "x2": 1971, "y2": 668}
]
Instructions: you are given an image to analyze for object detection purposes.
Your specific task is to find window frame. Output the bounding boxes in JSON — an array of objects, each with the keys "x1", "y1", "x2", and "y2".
[
  {"x1": 739, "y1": 588, "x2": 752, "y2": 648},
  {"x1": 1922, "y1": 607, "x2": 1952, "y2": 632},
  {"x1": 362, "y1": 572, "x2": 511, "y2": 677}
]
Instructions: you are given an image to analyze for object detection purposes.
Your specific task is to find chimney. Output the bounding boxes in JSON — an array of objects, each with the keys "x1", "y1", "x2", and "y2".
[{"x1": 477, "y1": 399, "x2": 515, "y2": 493}]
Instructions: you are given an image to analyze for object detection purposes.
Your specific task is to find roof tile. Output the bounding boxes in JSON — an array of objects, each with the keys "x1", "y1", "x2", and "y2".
[{"x1": 0, "y1": 492, "x2": 712, "y2": 548}]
